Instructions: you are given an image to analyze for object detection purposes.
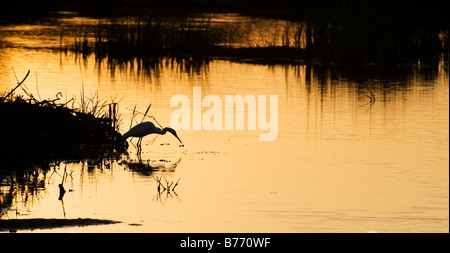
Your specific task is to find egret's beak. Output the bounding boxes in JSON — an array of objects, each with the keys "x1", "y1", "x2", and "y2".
[
  {"x1": 167, "y1": 128, "x2": 183, "y2": 144},
  {"x1": 173, "y1": 133, "x2": 183, "y2": 144}
]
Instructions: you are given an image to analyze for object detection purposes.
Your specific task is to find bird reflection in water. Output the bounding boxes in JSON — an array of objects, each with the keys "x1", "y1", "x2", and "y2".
[{"x1": 122, "y1": 157, "x2": 182, "y2": 176}]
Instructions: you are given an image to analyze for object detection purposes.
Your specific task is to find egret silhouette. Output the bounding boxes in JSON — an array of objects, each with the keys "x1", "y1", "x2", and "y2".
[{"x1": 122, "y1": 122, "x2": 183, "y2": 156}]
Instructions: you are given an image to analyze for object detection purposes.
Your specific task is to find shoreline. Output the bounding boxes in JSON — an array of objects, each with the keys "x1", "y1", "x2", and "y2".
[{"x1": 0, "y1": 218, "x2": 119, "y2": 232}]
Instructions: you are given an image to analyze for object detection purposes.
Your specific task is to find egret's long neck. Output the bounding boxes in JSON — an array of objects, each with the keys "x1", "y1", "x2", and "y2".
[{"x1": 160, "y1": 128, "x2": 170, "y2": 135}]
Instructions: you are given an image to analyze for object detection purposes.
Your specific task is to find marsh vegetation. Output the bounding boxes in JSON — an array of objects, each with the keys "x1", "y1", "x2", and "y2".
[
  {"x1": 50, "y1": 1, "x2": 448, "y2": 70},
  {"x1": 0, "y1": 70, "x2": 128, "y2": 171}
]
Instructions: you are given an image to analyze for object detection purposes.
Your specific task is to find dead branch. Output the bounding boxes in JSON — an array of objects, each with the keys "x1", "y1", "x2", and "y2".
[{"x1": 4, "y1": 70, "x2": 31, "y2": 100}]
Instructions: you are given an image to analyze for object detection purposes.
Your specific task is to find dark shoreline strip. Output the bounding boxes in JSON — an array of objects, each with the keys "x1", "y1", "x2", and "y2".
[{"x1": 0, "y1": 218, "x2": 120, "y2": 232}]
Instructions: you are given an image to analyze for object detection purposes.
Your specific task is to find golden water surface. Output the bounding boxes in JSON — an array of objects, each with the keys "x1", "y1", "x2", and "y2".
[{"x1": 0, "y1": 13, "x2": 448, "y2": 233}]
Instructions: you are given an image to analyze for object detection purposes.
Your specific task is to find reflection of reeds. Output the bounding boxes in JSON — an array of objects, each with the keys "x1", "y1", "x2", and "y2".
[{"x1": 0, "y1": 169, "x2": 47, "y2": 219}]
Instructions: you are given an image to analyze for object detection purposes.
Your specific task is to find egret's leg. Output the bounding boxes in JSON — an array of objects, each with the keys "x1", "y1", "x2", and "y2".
[
  {"x1": 137, "y1": 138, "x2": 142, "y2": 163},
  {"x1": 137, "y1": 137, "x2": 143, "y2": 158}
]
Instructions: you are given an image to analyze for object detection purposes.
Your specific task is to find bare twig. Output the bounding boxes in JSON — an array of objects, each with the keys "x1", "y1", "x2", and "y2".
[
  {"x1": 4, "y1": 69, "x2": 30, "y2": 100},
  {"x1": 151, "y1": 116, "x2": 164, "y2": 129},
  {"x1": 129, "y1": 105, "x2": 137, "y2": 130}
]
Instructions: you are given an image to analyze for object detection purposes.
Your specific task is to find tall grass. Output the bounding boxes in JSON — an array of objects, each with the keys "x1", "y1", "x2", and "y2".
[
  {"x1": 61, "y1": 5, "x2": 447, "y2": 67},
  {"x1": 61, "y1": 14, "x2": 225, "y2": 75},
  {"x1": 67, "y1": 14, "x2": 223, "y2": 59}
]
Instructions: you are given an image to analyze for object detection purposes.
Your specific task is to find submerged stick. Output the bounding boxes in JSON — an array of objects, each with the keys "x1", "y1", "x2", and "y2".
[
  {"x1": 172, "y1": 178, "x2": 180, "y2": 191},
  {"x1": 153, "y1": 175, "x2": 166, "y2": 192},
  {"x1": 59, "y1": 164, "x2": 67, "y2": 200}
]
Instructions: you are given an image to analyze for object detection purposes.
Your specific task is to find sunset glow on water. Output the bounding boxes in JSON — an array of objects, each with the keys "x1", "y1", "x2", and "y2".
[{"x1": 1, "y1": 10, "x2": 448, "y2": 233}]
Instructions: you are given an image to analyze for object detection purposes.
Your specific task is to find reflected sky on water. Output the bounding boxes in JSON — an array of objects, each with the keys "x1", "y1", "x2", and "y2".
[{"x1": 0, "y1": 12, "x2": 448, "y2": 233}]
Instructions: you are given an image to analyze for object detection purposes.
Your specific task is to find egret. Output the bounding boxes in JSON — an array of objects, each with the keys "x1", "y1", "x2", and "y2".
[{"x1": 122, "y1": 121, "x2": 183, "y2": 147}]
